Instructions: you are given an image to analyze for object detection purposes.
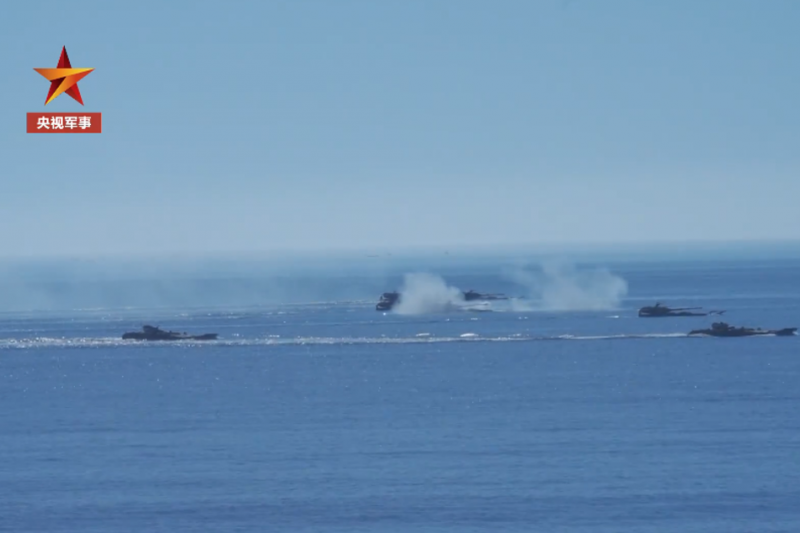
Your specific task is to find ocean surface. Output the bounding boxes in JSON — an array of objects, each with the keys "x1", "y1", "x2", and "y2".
[{"x1": 2, "y1": 254, "x2": 800, "y2": 532}]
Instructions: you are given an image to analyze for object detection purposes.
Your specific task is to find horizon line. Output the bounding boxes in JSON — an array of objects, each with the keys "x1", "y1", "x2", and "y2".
[{"x1": 2, "y1": 238, "x2": 800, "y2": 262}]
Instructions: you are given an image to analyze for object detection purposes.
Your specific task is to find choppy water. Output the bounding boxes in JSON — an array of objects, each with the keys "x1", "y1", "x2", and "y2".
[{"x1": 2, "y1": 257, "x2": 799, "y2": 532}]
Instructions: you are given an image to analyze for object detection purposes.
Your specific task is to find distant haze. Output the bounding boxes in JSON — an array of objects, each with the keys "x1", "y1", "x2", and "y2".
[{"x1": 1, "y1": 242, "x2": 799, "y2": 312}]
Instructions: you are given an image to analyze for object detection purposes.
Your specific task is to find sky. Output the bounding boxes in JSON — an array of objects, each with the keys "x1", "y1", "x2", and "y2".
[{"x1": 1, "y1": 0, "x2": 799, "y2": 258}]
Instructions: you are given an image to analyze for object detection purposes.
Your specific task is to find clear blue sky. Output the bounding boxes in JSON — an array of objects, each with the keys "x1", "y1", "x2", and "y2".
[{"x1": 1, "y1": 0, "x2": 799, "y2": 257}]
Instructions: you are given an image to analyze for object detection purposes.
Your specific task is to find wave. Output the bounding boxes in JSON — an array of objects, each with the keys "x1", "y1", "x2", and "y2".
[{"x1": 0, "y1": 332, "x2": 722, "y2": 350}]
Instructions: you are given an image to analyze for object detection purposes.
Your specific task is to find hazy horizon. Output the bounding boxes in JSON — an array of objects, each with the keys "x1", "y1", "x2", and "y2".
[
  {"x1": 2, "y1": 237, "x2": 800, "y2": 261},
  {"x1": 1, "y1": 239, "x2": 799, "y2": 313}
]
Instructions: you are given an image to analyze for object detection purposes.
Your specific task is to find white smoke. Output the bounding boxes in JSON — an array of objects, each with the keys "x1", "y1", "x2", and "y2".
[
  {"x1": 392, "y1": 272, "x2": 465, "y2": 315},
  {"x1": 504, "y1": 260, "x2": 628, "y2": 311},
  {"x1": 388, "y1": 262, "x2": 627, "y2": 315}
]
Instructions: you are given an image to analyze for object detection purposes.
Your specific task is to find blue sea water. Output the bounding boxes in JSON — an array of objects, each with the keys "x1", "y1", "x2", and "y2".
[{"x1": 1, "y1": 255, "x2": 800, "y2": 532}]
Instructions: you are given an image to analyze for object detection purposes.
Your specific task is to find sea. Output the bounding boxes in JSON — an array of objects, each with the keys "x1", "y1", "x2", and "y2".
[{"x1": 1, "y1": 248, "x2": 799, "y2": 532}]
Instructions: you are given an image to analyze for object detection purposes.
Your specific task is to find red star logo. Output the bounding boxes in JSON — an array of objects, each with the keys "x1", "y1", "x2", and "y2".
[{"x1": 34, "y1": 47, "x2": 94, "y2": 106}]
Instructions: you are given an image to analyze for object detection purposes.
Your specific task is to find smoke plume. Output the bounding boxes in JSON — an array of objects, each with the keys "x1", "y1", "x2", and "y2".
[
  {"x1": 505, "y1": 260, "x2": 627, "y2": 311},
  {"x1": 392, "y1": 272, "x2": 464, "y2": 315}
]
